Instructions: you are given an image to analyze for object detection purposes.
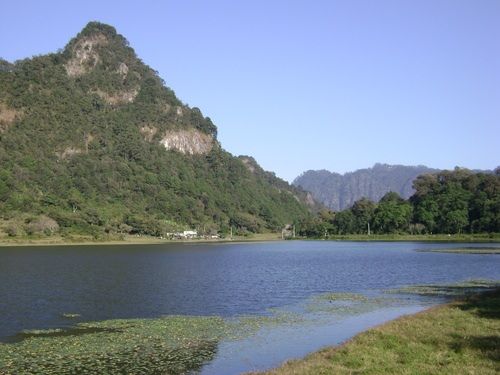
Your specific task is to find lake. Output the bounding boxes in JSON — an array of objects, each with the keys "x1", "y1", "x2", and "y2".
[{"x1": 1, "y1": 241, "x2": 499, "y2": 374}]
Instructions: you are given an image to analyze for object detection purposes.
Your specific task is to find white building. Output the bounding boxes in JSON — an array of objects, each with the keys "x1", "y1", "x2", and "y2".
[{"x1": 182, "y1": 230, "x2": 198, "y2": 238}]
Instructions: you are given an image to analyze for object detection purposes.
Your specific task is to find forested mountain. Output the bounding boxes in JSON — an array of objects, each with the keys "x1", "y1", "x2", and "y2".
[
  {"x1": 294, "y1": 164, "x2": 440, "y2": 210},
  {"x1": 0, "y1": 22, "x2": 313, "y2": 239}
]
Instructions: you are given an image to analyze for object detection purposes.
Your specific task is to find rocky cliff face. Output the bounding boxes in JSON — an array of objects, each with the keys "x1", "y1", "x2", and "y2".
[
  {"x1": 160, "y1": 129, "x2": 213, "y2": 155},
  {"x1": 64, "y1": 32, "x2": 109, "y2": 77},
  {"x1": 293, "y1": 164, "x2": 439, "y2": 211}
]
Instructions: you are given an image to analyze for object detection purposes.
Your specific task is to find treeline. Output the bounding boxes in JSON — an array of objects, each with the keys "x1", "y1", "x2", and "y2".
[{"x1": 297, "y1": 169, "x2": 499, "y2": 237}]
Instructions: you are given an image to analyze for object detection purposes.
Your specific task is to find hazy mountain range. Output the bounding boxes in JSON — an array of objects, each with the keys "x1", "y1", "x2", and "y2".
[
  {"x1": 293, "y1": 164, "x2": 441, "y2": 211},
  {"x1": 293, "y1": 164, "x2": 497, "y2": 211}
]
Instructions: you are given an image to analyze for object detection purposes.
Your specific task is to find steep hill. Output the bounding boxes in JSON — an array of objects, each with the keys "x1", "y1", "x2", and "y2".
[
  {"x1": 0, "y1": 22, "x2": 312, "y2": 238},
  {"x1": 293, "y1": 164, "x2": 439, "y2": 211}
]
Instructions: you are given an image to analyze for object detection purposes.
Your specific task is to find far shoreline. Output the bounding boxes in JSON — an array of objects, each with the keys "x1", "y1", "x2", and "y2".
[
  {"x1": 0, "y1": 233, "x2": 498, "y2": 248},
  {"x1": 0, "y1": 233, "x2": 287, "y2": 248}
]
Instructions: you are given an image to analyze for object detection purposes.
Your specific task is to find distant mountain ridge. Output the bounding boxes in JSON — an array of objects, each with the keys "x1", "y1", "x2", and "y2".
[{"x1": 293, "y1": 164, "x2": 441, "y2": 211}]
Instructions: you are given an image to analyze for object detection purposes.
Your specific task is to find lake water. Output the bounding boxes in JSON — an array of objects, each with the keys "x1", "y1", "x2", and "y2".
[{"x1": 1, "y1": 241, "x2": 499, "y2": 373}]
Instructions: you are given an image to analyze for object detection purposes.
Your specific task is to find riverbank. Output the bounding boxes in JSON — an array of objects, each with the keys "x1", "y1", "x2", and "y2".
[
  {"x1": 324, "y1": 233, "x2": 500, "y2": 242},
  {"x1": 0, "y1": 232, "x2": 284, "y2": 247},
  {"x1": 1, "y1": 232, "x2": 498, "y2": 247},
  {"x1": 254, "y1": 288, "x2": 500, "y2": 375}
]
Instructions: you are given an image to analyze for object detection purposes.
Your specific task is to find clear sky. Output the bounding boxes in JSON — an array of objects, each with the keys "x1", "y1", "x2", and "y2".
[{"x1": 1, "y1": 0, "x2": 499, "y2": 182}]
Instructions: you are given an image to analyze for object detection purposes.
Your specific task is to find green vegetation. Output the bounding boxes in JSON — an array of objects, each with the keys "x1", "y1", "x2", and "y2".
[
  {"x1": 416, "y1": 247, "x2": 500, "y2": 254},
  {"x1": 323, "y1": 233, "x2": 500, "y2": 242},
  {"x1": 306, "y1": 293, "x2": 400, "y2": 316},
  {"x1": 0, "y1": 22, "x2": 312, "y2": 240},
  {"x1": 388, "y1": 280, "x2": 500, "y2": 297},
  {"x1": 298, "y1": 168, "x2": 499, "y2": 238},
  {"x1": 0, "y1": 316, "x2": 225, "y2": 374},
  {"x1": 257, "y1": 288, "x2": 500, "y2": 375},
  {"x1": 0, "y1": 309, "x2": 304, "y2": 374},
  {"x1": 315, "y1": 292, "x2": 368, "y2": 302}
]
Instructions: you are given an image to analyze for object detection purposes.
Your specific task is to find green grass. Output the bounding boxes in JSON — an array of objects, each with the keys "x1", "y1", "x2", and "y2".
[{"x1": 255, "y1": 289, "x2": 500, "y2": 375}]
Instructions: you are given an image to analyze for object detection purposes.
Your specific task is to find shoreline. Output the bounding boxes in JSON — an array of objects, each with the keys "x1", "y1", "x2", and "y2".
[
  {"x1": 0, "y1": 233, "x2": 498, "y2": 247},
  {"x1": 253, "y1": 289, "x2": 500, "y2": 375},
  {"x1": 0, "y1": 233, "x2": 285, "y2": 248}
]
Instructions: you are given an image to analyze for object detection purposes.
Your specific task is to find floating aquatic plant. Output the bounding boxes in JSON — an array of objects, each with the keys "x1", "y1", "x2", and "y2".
[
  {"x1": 0, "y1": 316, "x2": 225, "y2": 375},
  {"x1": 387, "y1": 279, "x2": 500, "y2": 297},
  {"x1": 315, "y1": 292, "x2": 369, "y2": 302},
  {"x1": 415, "y1": 247, "x2": 500, "y2": 254},
  {"x1": 306, "y1": 292, "x2": 402, "y2": 315}
]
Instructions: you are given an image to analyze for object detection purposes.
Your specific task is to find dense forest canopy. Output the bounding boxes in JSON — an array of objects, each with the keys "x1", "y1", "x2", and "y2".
[
  {"x1": 298, "y1": 168, "x2": 499, "y2": 237},
  {"x1": 0, "y1": 22, "x2": 314, "y2": 239}
]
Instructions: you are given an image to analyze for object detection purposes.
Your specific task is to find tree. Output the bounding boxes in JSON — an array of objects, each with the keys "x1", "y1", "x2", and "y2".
[
  {"x1": 436, "y1": 182, "x2": 470, "y2": 234},
  {"x1": 334, "y1": 210, "x2": 356, "y2": 235},
  {"x1": 413, "y1": 196, "x2": 439, "y2": 233},
  {"x1": 373, "y1": 192, "x2": 412, "y2": 234},
  {"x1": 351, "y1": 198, "x2": 376, "y2": 234}
]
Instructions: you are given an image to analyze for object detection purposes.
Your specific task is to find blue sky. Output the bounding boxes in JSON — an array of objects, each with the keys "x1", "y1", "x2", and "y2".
[{"x1": 1, "y1": 0, "x2": 499, "y2": 182}]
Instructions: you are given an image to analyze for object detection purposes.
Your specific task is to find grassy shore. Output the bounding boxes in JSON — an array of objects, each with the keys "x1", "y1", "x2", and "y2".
[
  {"x1": 0, "y1": 232, "x2": 284, "y2": 247},
  {"x1": 255, "y1": 289, "x2": 500, "y2": 375},
  {"x1": 324, "y1": 233, "x2": 500, "y2": 242},
  {"x1": 1, "y1": 232, "x2": 498, "y2": 247}
]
